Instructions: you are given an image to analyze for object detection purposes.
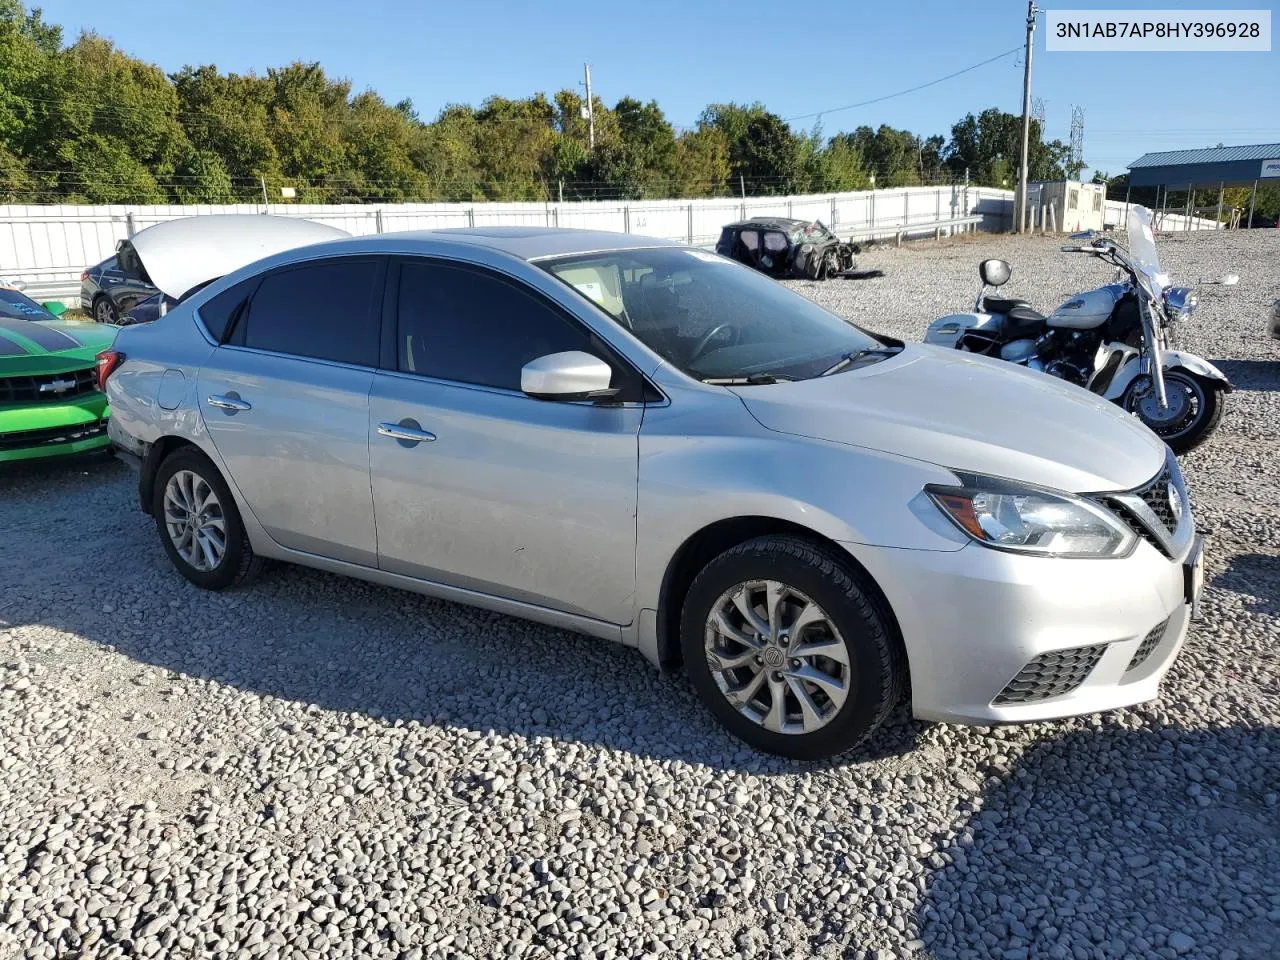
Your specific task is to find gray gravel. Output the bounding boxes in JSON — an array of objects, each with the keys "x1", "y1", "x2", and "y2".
[{"x1": 2, "y1": 228, "x2": 1278, "y2": 960}]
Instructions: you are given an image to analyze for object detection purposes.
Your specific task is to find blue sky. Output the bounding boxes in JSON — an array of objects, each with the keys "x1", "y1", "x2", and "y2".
[{"x1": 35, "y1": 0, "x2": 1280, "y2": 178}]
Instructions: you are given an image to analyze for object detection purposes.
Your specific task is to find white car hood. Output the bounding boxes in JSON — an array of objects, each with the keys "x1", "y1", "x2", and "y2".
[
  {"x1": 127, "y1": 214, "x2": 350, "y2": 299},
  {"x1": 732, "y1": 344, "x2": 1166, "y2": 493}
]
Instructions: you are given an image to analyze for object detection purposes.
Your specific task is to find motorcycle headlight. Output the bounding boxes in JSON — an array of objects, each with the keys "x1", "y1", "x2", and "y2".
[{"x1": 926, "y1": 476, "x2": 1136, "y2": 558}]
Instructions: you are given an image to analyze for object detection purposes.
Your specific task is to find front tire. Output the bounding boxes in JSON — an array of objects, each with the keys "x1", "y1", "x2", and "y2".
[
  {"x1": 1123, "y1": 371, "x2": 1225, "y2": 454},
  {"x1": 152, "y1": 447, "x2": 263, "y2": 590},
  {"x1": 681, "y1": 536, "x2": 905, "y2": 760}
]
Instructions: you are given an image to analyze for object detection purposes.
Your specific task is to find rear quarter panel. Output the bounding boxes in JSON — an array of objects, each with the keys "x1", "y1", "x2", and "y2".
[{"x1": 105, "y1": 309, "x2": 216, "y2": 452}]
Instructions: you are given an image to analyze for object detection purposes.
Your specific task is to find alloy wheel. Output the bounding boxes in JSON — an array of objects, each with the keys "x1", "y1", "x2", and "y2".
[
  {"x1": 703, "y1": 579, "x2": 851, "y2": 735},
  {"x1": 163, "y1": 470, "x2": 227, "y2": 572}
]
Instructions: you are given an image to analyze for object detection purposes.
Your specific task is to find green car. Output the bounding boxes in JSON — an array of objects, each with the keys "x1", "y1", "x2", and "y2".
[{"x1": 0, "y1": 286, "x2": 118, "y2": 464}]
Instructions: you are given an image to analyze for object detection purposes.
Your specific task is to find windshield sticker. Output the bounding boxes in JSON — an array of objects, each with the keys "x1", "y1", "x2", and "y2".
[
  {"x1": 685, "y1": 249, "x2": 728, "y2": 263},
  {"x1": 573, "y1": 280, "x2": 606, "y2": 305}
]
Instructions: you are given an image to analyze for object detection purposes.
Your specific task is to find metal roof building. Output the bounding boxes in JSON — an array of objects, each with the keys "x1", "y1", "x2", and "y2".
[
  {"x1": 1128, "y1": 143, "x2": 1280, "y2": 187},
  {"x1": 1126, "y1": 143, "x2": 1280, "y2": 227}
]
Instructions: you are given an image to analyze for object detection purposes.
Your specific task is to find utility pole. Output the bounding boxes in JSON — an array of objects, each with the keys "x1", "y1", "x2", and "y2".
[
  {"x1": 1017, "y1": 0, "x2": 1038, "y2": 234},
  {"x1": 583, "y1": 64, "x2": 595, "y2": 151}
]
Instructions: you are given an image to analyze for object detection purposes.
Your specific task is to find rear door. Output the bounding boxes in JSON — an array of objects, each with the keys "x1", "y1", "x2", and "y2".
[
  {"x1": 368, "y1": 257, "x2": 643, "y2": 624},
  {"x1": 761, "y1": 231, "x2": 790, "y2": 276},
  {"x1": 197, "y1": 256, "x2": 385, "y2": 566},
  {"x1": 112, "y1": 242, "x2": 159, "y2": 312},
  {"x1": 94, "y1": 257, "x2": 132, "y2": 309}
]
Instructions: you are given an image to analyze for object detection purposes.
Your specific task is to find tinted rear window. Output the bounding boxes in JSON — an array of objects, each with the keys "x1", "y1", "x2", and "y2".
[
  {"x1": 236, "y1": 259, "x2": 381, "y2": 366},
  {"x1": 197, "y1": 279, "x2": 258, "y2": 342}
]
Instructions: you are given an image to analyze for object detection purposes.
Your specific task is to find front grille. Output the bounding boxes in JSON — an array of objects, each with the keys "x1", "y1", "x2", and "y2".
[
  {"x1": 1125, "y1": 618, "x2": 1170, "y2": 676},
  {"x1": 0, "y1": 418, "x2": 109, "y2": 452},
  {"x1": 1137, "y1": 463, "x2": 1178, "y2": 531},
  {"x1": 1103, "y1": 459, "x2": 1184, "y2": 557},
  {"x1": 993, "y1": 644, "x2": 1107, "y2": 705},
  {"x1": 0, "y1": 367, "x2": 99, "y2": 406}
]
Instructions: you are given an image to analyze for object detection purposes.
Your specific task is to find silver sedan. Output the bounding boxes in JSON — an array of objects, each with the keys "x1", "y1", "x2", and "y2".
[{"x1": 104, "y1": 216, "x2": 1203, "y2": 759}]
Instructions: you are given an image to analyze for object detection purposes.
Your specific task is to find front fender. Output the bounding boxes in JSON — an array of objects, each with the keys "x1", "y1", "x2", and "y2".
[{"x1": 1162, "y1": 350, "x2": 1233, "y2": 391}]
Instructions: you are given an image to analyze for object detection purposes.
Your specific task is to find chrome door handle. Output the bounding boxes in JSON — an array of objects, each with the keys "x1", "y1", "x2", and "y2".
[
  {"x1": 378, "y1": 420, "x2": 436, "y2": 444},
  {"x1": 207, "y1": 394, "x2": 252, "y2": 412}
]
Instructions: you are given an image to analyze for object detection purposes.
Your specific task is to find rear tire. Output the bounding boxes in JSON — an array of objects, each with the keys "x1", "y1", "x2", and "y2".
[
  {"x1": 680, "y1": 536, "x2": 905, "y2": 760},
  {"x1": 152, "y1": 447, "x2": 263, "y2": 590},
  {"x1": 93, "y1": 295, "x2": 118, "y2": 325}
]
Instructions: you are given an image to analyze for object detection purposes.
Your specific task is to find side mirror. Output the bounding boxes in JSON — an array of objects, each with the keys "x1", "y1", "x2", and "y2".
[
  {"x1": 42, "y1": 301, "x2": 67, "y2": 317},
  {"x1": 979, "y1": 259, "x2": 1011, "y2": 287},
  {"x1": 521, "y1": 351, "x2": 616, "y2": 402}
]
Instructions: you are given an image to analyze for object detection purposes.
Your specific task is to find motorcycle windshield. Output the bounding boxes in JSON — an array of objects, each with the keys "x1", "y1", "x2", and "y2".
[{"x1": 1126, "y1": 206, "x2": 1168, "y2": 293}]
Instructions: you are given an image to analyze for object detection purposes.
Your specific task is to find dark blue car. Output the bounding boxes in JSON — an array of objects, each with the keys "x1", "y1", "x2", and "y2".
[{"x1": 80, "y1": 241, "x2": 162, "y2": 324}]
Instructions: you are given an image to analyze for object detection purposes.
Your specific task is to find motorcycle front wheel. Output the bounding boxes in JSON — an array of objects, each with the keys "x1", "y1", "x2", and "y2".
[{"x1": 1122, "y1": 370, "x2": 1225, "y2": 454}]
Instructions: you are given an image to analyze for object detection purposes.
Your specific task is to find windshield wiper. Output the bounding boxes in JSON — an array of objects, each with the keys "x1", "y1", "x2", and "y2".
[
  {"x1": 700, "y1": 373, "x2": 792, "y2": 385},
  {"x1": 819, "y1": 346, "x2": 901, "y2": 377}
]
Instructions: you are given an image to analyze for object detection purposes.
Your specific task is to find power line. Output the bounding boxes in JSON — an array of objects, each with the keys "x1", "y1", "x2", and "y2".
[{"x1": 783, "y1": 46, "x2": 1022, "y2": 123}]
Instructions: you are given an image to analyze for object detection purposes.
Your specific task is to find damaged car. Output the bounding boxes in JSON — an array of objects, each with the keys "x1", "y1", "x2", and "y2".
[{"x1": 716, "y1": 218, "x2": 861, "y2": 280}]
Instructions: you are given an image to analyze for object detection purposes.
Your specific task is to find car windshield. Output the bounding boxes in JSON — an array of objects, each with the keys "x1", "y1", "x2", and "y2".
[
  {"x1": 789, "y1": 221, "x2": 834, "y2": 243},
  {"x1": 541, "y1": 247, "x2": 884, "y2": 381},
  {"x1": 0, "y1": 287, "x2": 54, "y2": 321}
]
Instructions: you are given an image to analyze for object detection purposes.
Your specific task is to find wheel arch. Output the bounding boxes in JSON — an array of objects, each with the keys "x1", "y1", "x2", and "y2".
[
  {"x1": 139, "y1": 435, "x2": 199, "y2": 515},
  {"x1": 654, "y1": 516, "x2": 904, "y2": 670}
]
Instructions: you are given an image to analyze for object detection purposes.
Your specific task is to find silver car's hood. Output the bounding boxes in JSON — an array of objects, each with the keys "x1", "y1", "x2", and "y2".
[
  {"x1": 732, "y1": 343, "x2": 1166, "y2": 493},
  {"x1": 128, "y1": 214, "x2": 349, "y2": 300}
]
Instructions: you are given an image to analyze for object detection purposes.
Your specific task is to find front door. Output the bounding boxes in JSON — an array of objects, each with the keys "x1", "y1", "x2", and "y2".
[
  {"x1": 197, "y1": 256, "x2": 385, "y2": 566},
  {"x1": 369, "y1": 258, "x2": 642, "y2": 625}
]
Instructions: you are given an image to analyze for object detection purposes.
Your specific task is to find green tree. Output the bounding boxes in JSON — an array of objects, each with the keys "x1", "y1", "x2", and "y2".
[
  {"x1": 172, "y1": 65, "x2": 278, "y2": 196},
  {"x1": 945, "y1": 108, "x2": 1075, "y2": 187},
  {"x1": 673, "y1": 126, "x2": 730, "y2": 197}
]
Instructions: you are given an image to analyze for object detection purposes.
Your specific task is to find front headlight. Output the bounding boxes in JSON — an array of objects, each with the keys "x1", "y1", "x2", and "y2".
[{"x1": 926, "y1": 476, "x2": 1136, "y2": 558}]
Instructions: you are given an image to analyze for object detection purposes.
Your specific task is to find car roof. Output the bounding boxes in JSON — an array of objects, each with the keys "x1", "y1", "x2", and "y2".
[
  {"x1": 364, "y1": 226, "x2": 685, "y2": 261},
  {"x1": 723, "y1": 218, "x2": 812, "y2": 231}
]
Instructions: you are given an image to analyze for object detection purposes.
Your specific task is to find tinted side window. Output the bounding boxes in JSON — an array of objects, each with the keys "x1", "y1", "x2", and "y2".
[
  {"x1": 763, "y1": 231, "x2": 788, "y2": 253},
  {"x1": 397, "y1": 261, "x2": 597, "y2": 391},
  {"x1": 197, "y1": 278, "x2": 259, "y2": 342},
  {"x1": 237, "y1": 259, "x2": 380, "y2": 366}
]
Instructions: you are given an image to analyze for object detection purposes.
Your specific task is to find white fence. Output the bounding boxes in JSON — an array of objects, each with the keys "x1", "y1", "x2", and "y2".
[
  {"x1": 1, "y1": 185, "x2": 1015, "y2": 302},
  {"x1": 1102, "y1": 199, "x2": 1220, "y2": 233}
]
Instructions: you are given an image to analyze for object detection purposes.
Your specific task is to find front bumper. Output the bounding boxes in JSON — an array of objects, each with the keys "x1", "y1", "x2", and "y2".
[
  {"x1": 0, "y1": 396, "x2": 111, "y2": 463},
  {"x1": 851, "y1": 533, "x2": 1194, "y2": 725}
]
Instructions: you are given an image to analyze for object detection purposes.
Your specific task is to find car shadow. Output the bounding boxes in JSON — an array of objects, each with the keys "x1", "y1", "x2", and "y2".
[
  {"x1": 1211, "y1": 552, "x2": 1280, "y2": 617},
  {"x1": 915, "y1": 724, "x2": 1280, "y2": 960},
  {"x1": 1211, "y1": 359, "x2": 1279, "y2": 392},
  {"x1": 0, "y1": 462, "x2": 922, "y2": 773}
]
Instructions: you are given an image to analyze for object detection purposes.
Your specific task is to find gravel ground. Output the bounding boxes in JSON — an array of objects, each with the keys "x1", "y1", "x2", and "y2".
[{"x1": 2, "y1": 228, "x2": 1278, "y2": 960}]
